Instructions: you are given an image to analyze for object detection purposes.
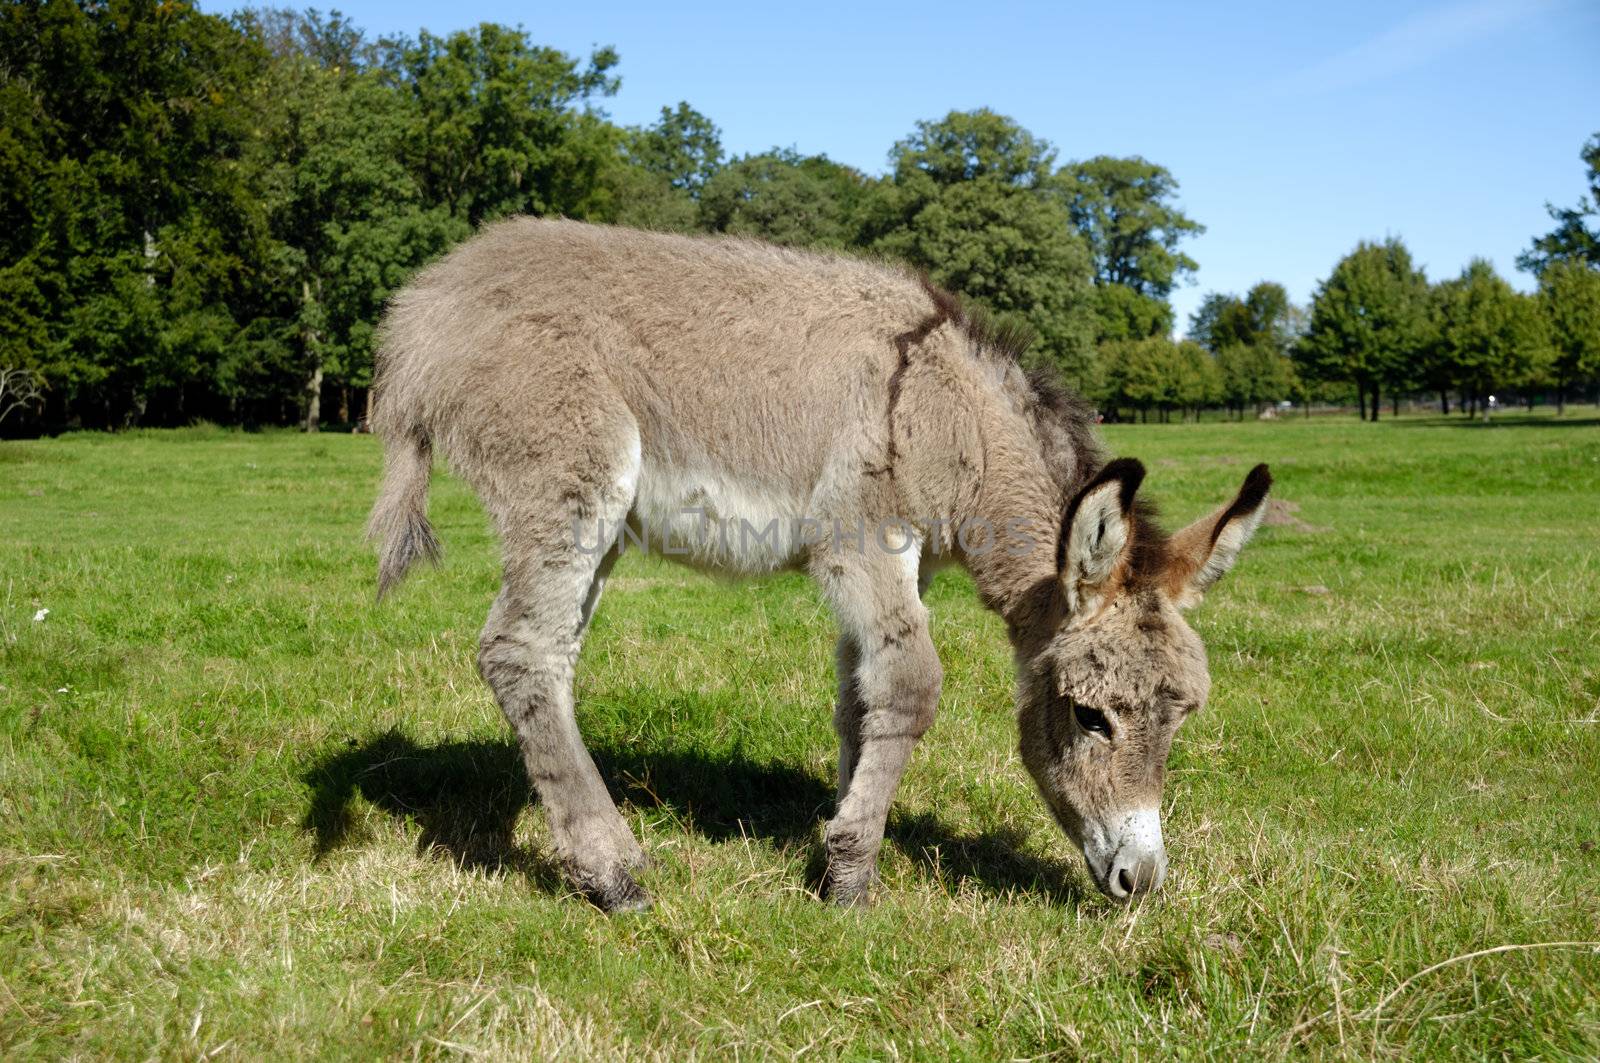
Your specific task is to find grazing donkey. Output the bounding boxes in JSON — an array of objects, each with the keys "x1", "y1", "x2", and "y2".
[{"x1": 369, "y1": 218, "x2": 1272, "y2": 912}]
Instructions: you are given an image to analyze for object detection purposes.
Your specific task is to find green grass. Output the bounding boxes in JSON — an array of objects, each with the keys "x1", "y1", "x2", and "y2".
[{"x1": 2, "y1": 412, "x2": 1598, "y2": 1059}]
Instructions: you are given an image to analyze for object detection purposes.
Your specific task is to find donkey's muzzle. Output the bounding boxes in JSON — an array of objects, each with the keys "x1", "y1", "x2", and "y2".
[
  {"x1": 1106, "y1": 851, "x2": 1167, "y2": 899},
  {"x1": 1092, "y1": 806, "x2": 1167, "y2": 901}
]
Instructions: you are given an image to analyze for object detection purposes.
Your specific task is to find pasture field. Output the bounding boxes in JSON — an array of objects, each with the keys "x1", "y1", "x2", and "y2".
[{"x1": 2, "y1": 413, "x2": 1598, "y2": 1059}]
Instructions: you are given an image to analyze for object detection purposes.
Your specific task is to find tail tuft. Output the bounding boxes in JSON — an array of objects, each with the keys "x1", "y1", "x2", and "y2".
[{"x1": 368, "y1": 430, "x2": 441, "y2": 600}]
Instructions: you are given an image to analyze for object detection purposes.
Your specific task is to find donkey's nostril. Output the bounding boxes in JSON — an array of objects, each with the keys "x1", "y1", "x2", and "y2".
[{"x1": 1118, "y1": 867, "x2": 1135, "y2": 895}]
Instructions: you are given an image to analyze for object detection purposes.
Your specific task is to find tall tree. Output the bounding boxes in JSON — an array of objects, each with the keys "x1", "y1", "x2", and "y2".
[
  {"x1": 1090, "y1": 283, "x2": 1173, "y2": 343},
  {"x1": 1190, "y1": 282, "x2": 1299, "y2": 355},
  {"x1": 1538, "y1": 260, "x2": 1600, "y2": 413},
  {"x1": 1056, "y1": 156, "x2": 1202, "y2": 342},
  {"x1": 863, "y1": 109, "x2": 1096, "y2": 387},
  {"x1": 626, "y1": 102, "x2": 722, "y2": 193},
  {"x1": 608, "y1": 102, "x2": 722, "y2": 234},
  {"x1": 1518, "y1": 134, "x2": 1600, "y2": 275},
  {"x1": 252, "y1": 11, "x2": 466, "y2": 429},
  {"x1": 1217, "y1": 343, "x2": 1295, "y2": 420},
  {"x1": 1298, "y1": 239, "x2": 1429, "y2": 420},
  {"x1": 1434, "y1": 259, "x2": 1551, "y2": 418},
  {"x1": 378, "y1": 26, "x2": 620, "y2": 227},
  {"x1": 0, "y1": 0, "x2": 281, "y2": 427},
  {"x1": 1057, "y1": 155, "x2": 1202, "y2": 295}
]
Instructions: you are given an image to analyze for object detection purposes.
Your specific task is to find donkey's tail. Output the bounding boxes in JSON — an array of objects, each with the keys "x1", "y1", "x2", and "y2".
[{"x1": 367, "y1": 425, "x2": 442, "y2": 600}]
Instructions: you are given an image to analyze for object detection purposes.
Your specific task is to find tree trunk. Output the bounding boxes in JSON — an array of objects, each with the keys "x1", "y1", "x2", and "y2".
[
  {"x1": 303, "y1": 363, "x2": 323, "y2": 433},
  {"x1": 1557, "y1": 383, "x2": 1566, "y2": 415},
  {"x1": 1392, "y1": 394, "x2": 1399, "y2": 418},
  {"x1": 301, "y1": 278, "x2": 323, "y2": 433},
  {"x1": 339, "y1": 387, "x2": 350, "y2": 424},
  {"x1": 1357, "y1": 384, "x2": 1366, "y2": 421},
  {"x1": 1371, "y1": 383, "x2": 1381, "y2": 421},
  {"x1": 1439, "y1": 390, "x2": 1449, "y2": 414}
]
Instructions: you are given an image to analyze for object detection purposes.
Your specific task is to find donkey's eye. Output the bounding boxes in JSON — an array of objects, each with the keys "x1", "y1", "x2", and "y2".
[{"x1": 1073, "y1": 702, "x2": 1112, "y2": 738}]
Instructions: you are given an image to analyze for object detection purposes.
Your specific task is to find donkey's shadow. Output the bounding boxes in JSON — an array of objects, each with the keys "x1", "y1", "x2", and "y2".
[{"x1": 303, "y1": 729, "x2": 1085, "y2": 904}]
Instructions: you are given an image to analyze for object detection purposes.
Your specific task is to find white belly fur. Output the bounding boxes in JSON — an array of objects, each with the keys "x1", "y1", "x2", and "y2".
[{"x1": 627, "y1": 455, "x2": 813, "y2": 574}]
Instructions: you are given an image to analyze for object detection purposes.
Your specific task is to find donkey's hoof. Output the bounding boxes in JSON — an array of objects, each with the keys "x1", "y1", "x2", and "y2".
[{"x1": 586, "y1": 868, "x2": 653, "y2": 914}]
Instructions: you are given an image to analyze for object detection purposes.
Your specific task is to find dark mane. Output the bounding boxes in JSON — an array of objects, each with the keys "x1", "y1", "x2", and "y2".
[
  {"x1": 918, "y1": 276, "x2": 1035, "y2": 363},
  {"x1": 918, "y1": 278, "x2": 1162, "y2": 568}
]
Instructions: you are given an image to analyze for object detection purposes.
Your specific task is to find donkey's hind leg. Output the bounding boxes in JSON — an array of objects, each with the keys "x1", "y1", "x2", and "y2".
[{"x1": 473, "y1": 425, "x2": 647, "y2": 911}]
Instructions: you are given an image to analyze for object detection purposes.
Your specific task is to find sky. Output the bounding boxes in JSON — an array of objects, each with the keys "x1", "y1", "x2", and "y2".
[{"x1": 210, "y1": 0, "x2": 1600, "y2": 333}]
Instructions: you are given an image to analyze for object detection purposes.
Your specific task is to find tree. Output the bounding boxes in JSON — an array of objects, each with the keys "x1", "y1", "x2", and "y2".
[
  {"x1": 1518, "y1": 134, "x2": 1600, "y2": 275},
  {"x1": 1298, "y1": 239, "x2": 1429, "y2": 420},
  {"x1": 252, "y1": 12, "x2": 465, "y2": 430},
  {"x1": 0, "y1": 0, "x2": 283, "y2": 427},
  {"x1": 863, "y1": 110, "x2": 1097, "y2": 388},
  {"x1": 1089, "y1": 283, "x2": 1172, "y2": 343},
  {"x1": 1217, "y1": 343, "x2": 1295, "y2": 420},
  {"x1": 1189, "y1": 293, "x2": 1255, "y2": 353},
  {"x1": 1190, "y1": 284, "x2": 1296, "y2": 351},
  {"x1": 1435, "y1": 260, "x2": 1551, "y2": 419},
  {"x1": 1538, "y1": 261, "x2": 1600, "y2": 413},
  {"x1": 699, "y1": 149, "x2": 867, "y2": 249},
  {"x1": 626, "y1": 102, "x2": 722, "y2": 193},
  {"x1": 1056, "y1": 156, "x2": 1201, "y2": 343},
  {"x1": 1172, "y1": 339, "x2": 1222, "y2": 419},
  {"x1": 609, "y1": 103, "x2": 722, "y2": 233},
  {"x1": 0, "y1": 367, "x2": 45, "y2": 425},
  {"x1": 378, "y1": 26, "x2": 620, "y2": 227},
  {"x1": 1056, "y1": 155, "x2": 1202, "y2": 296}
]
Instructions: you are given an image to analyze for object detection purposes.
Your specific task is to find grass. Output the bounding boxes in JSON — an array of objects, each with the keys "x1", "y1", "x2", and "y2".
[{"x1": 2, "y1": 411, "x2": 1597, "y2": 1059}]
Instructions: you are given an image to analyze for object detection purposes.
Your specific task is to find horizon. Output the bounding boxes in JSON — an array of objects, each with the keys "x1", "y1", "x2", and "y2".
[{"x1": 205, "y1": 0, "x2": 1600, "y2": 334}]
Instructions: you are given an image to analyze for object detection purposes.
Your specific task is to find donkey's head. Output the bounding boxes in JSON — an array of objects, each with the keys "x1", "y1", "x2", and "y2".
[{"x1": 1017, "y1": 459, "x2": 1271, "y2": 901}]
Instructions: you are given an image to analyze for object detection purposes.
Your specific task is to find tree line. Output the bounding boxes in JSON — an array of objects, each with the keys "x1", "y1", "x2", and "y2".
[
  {"x1": 1100, "y1": 140, "x2": 1600, "y2": 423},
  {"x1": 2, "y1": 1, "x2": 1597, "y2": 433}
]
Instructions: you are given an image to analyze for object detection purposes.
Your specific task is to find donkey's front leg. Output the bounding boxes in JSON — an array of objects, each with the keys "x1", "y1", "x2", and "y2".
[{"x1": 818, "y1": 557, "x2": 942, "y2": 905}]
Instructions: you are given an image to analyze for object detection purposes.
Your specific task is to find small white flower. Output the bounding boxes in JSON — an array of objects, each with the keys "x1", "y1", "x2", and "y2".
[
  {"x1": 57, "y1": 687, "x2": 69, "y2": 693},
  {"x1": 33, "y1": 608, "x2": 48, "y2": 622}
]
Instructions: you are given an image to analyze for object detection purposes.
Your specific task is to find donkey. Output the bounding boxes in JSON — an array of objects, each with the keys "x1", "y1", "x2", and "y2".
[{"x1": 368, "y1": 218, "x2": 1272, "y2": 912}]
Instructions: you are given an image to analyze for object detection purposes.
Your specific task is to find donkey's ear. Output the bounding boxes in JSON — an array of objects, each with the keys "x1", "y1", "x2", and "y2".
[
  {"x1": 1165, "y1": 464, "x2": 1272, "y2": 608},
  {"x1": 1058, "y1": 458, "x2": 1146, "y2": 612}
]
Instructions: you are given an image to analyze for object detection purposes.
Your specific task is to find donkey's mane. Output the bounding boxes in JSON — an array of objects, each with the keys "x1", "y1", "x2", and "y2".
[
  {"x1": 915, "y1": 276, "x2": 1173, "y2": 587},
  {"x1": 916, "y1": 277, "x2": 1104, "y2": 499},
  {"x1": 917, "y1": 276, "x2": 1035, "y2": 363}
]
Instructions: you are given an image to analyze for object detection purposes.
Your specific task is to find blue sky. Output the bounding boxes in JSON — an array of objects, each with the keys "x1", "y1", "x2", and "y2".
[{"x1": 214, "y1": 0, "x2": 1599, "y2": 333}]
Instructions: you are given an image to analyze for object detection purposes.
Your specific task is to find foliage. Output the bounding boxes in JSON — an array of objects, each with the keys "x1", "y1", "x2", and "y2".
[
  {"x1": 375, "y1": 26, "x2": 620, "y2": 228},
  {"x1": 610, "y1": 103, "x2": 723, "y2": 233},
  {"x1": 1088, "y1": 282, "x2": 1173, "y2": 343},
  {"x1": 1538, "y1": 259, "x2": 1600, "y2": 407},
  {"x1": 1056, "y1": 155, "x2": 1202, "y2": 342},
  {"x1": 5, "y1": 6, "x2": 1588, "y2": 431},
  {"x1": 1517, "y1": 133, "x2": 1600, "y2": 274},
  {"x1": 699, "y1": 149, "x2": 868, "y2": 249},
  {"x1": 1298, "y1": 239, "x2": 1430, "y2": 418},
  {"x1": 863, "y1": 109, "x2": 1097, "y2": 387},
  {"x1": 625, "y1": 102, "x2": 723, "y2": 194},
  {"x1": 1057, "y1": 156, "x2": 1202, "y2": 297},
  {"x1": 1432, "y1": 259, "x2": 1551, "y2": 410}
]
